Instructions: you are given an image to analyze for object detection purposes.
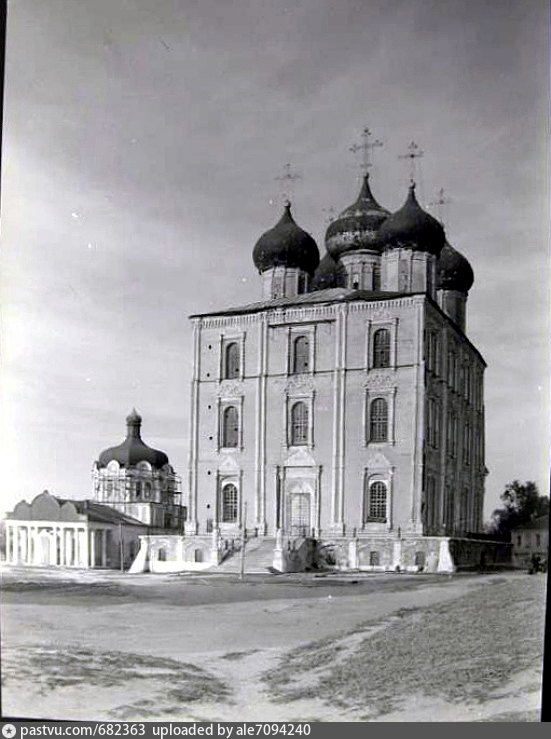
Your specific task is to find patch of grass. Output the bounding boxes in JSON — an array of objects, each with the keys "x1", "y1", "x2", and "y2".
[
  {"x1": 220, "y1": 649, "x2": 259, "y2": 661},
  {"x1": 262, "y1": 577, "x2": 546, "y2": 718},
  {"x1": 3, "y1": 644, "x2": 231, "y2": 708}
]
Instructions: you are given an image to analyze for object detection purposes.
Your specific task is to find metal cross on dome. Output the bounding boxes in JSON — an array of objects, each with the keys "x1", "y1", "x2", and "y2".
[
  {"x1": 349, "y1": 126, "x2": 383, "y2": 174},
  {"x1": 322, "y1": 205, "x2": 336, "y2": 224},
  {"x1": 429, "y1": 187, "x2": 452, "y2": 224},
  {"x1": 399, "y1": 141, "x2": 424, "y2": 184},
  {"x1": 275, "y1": 163, "x2": 301, "y2": 206}
]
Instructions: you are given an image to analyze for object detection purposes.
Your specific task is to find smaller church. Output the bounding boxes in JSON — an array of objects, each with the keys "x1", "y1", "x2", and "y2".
[{"x1": 3, "y1": 411, "x2": 187, "y2": 569}]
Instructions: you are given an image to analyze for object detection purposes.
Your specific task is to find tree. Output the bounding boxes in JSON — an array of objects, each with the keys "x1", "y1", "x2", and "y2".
[{"x1": 489, "y1": 480, "x2": 549, "y2": 538}]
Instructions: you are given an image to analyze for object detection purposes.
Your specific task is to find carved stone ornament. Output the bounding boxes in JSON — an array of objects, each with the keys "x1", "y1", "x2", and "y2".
[
  {"x1": 364, "y1": 371, "x2": 394, "y2": 389},
  {"x1": 366, "y1": 451, "x2": 392, "y2": 470},
  {"x1": 286, "y1": 375, "x2": 315, "y2": 395},
  {"x1": 218, "y1": 454, "x2": 240, "y2": 473},
  {"x1": 369, "y1": 304, "x2": 391, "y2": 320},
  {"x1": 284, "y1": 448, "x2": 317, "y2": 468},
  {"x1": 217, "y1": 380, "x2": 243, "y2": 398}
]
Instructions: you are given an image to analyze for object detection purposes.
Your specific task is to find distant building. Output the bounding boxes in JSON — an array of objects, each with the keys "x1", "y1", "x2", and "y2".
[
  {"x1": 182, "y1": 173, "x2": 491, "y2": 572},
  {"x1": 511, "y1": 515, "x2": 549, "y2": 568},
  {"x1": 3, "y1": 490, "x2": 147, "y2": 568},
  {"x1": 92, "y1": 409, "x2": 185, "y2": 530},
  {"x1": 3, "y1": 412, "x2": 186, "y2": 569}
]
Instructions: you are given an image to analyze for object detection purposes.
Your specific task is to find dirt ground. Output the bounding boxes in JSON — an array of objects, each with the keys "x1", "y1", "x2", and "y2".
[{"x1": 0, "y1": 567, "x2": 546, "y2": 722}]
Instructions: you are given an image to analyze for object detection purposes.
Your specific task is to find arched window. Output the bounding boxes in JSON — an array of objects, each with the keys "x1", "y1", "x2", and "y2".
[
  {"x1": 373, "y1": 328, "x2": 390, "y2": 368},
  {"x1": 370, "y1": 398, "x2": 388, "y2": 442},
  {"x1": 290, "y1": 401, "x2": 309, "y2": 446},
  {"x1": 221, "y1": 483, "x2": 238, "y2": 523},
  {"x1": 135, "y1": 482, "x2": 142, "y2": 499},
  {"x1": 225, "y1": 342, "x2": 240, "y2": 379},
  {"x1": 157, "y1": 548, "x2": 166, "y2": 561},
  {"x1": 144, "y1": 482, "x2": 152, "y2": 499},
  {"x1": 222, "y1": 406, "x2": 239, "y2": 448},
  {"x1": 292, "y1": 336, "x2": 310, "y2": 374},
  {"x1": 365, "y1": 480, "x2": 387, "y2": 522}
]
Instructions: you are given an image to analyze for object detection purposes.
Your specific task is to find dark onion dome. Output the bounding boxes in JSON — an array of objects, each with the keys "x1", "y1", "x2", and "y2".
[
  {"x1": 97, "y1": 409, "x2": 169, "y2": 469},
  {"x1": 309, "y1": 251, "x2": 345, "y2": 291},
  {"x1": 436, "y1": 240, "x2": 474, "y2": 293},
  {"x1": 252, "y1": 203, "x2": 319, "y2": 275},
  {"x1": 325, "y1": 174, "x2": 390, "y2": 259},
  {"x1": 378, "y1": 183, "x2": 445, "y2": 256}
]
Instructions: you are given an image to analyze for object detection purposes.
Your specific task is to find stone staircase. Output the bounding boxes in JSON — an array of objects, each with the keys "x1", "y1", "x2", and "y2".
[{"x1": 215, "y1": 537, "x2": 277, "y2": 573}]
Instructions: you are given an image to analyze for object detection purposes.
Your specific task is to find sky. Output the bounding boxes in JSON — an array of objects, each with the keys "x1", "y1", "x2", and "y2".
[{"x1": 0, "y1": 0, "x2": 549, "y2": 520}]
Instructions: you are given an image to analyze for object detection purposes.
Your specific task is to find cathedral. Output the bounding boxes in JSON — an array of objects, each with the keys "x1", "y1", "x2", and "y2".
[
  {"x1": 5, "y1": 149, "x2": 503, "y2": 573},
  {"x1": 183, "y1": 167, "x2": 491, "y2": 572}
]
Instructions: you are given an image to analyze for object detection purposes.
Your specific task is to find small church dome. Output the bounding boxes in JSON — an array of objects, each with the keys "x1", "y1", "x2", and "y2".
[
  {"x1": 378, "y1": 183, "x2": 445, "y2": 256},
  {"x1": 309, "y1": 251, "x2": 345, "y2": 291},
  {"x1": 253, "y1": 203, "x2": 319, "y2": 275},
  {"x1": 97, "y1": 410, "x2": 169, "y2": 470},
  {"x1": 436, "y1": 241, "x2": 474, "y2": 293},
  {"x1": 325, "y1": 174, "x2": 389, "y2": 259}
]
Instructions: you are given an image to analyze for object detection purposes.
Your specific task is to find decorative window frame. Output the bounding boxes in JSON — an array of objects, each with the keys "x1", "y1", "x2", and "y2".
[
  {"x1": 362, "y1": 470, "x2": 393, "y2": 531},
  {"x1": 216, "y1": 473, "x2": 242, "y2": 528},
  {"x1": 217, "y1": 396, "x2": 244, "y2": 452},
  {"x1": 366, "y1": 318, "x2": 398, "y2": 371},
  {"x1": 218, "y1": 331, "x2": 246, "y2": 381},
  {"x1": 364, "y1": 388, "x2": 396, "y2": 445},
  {"x1": 287, "y1": 325, "x2": 316, "y2": 376},
  {"x1": 284, "y1": 390, "x2": 315, "y2": 449}
]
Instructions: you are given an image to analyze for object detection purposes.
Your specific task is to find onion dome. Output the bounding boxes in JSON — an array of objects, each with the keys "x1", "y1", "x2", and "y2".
[
  {"x1": 378, "y1": 183, "x2": 445, "y2": 256},
  {"x1": 325, "y1": 174, "x2": 390, "y2": 259},
  {"x1": 436, "y1": 241, "x2": 474, "y2": 293},
  {"x1": 253, "y1": 203, "x2": 319, "y2": 275},
  {"x1": 309, "y1": 252, "x2": 345, "y2": 291},
  {"x1": 97, "y1": 410, "x2": 169, "y2": 469}
]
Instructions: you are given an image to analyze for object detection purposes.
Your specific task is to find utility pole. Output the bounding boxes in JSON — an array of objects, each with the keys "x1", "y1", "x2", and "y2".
[{"x1": 239, "y1": 501, "x2": 247, "y2": 581}]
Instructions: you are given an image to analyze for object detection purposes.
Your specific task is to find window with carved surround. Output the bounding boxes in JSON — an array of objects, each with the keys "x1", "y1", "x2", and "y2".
[
  {"x1": 373, "y1": 329, "x2": 391, "y2": 368},
  {"x1": 370, "y1": 398, "x2": 388, "y2": 441},
  {"x1": 285, "y1": 391, "x2": 314, "y2": 448},
  {"x1": 218, "y1": 397, "x2": 244, "y2": 451},
  {"x1": 362, "y1": 471, "x2": 392, "y2": 527},
  {"x1": 224, "y1": 342, "x2": 240, "y2": 379},
  {"x1": 364, "y1": 387, "x2": 396, "y2": 445},
  {"x1": 219, "y1": 332, "x2": 245, "y2": 381},
  {"x1": 366, "y1": 319, "x2": 398, "y2": 370},
  {"x1": 221, "y1": 483, "x2": 239, "y2": 523},
  {"x1": 287, "y1": 325, "x2": 315, "y2": 375}
]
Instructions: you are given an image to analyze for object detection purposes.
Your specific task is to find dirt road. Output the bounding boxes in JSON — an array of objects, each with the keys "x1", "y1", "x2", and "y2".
[{"x1": 1, "y1": 568, "x2": 546, "y2": 721}]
